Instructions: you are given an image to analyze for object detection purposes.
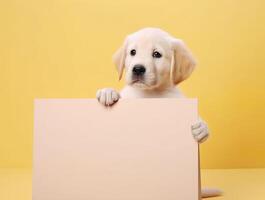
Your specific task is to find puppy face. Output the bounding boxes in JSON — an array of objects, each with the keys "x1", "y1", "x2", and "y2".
[
  {"x1": 113, "y1": 28, "x2": 196, "y2": 90},
  {"x1": 124, "y1": 33, "x2": 172, "y2": 89}
]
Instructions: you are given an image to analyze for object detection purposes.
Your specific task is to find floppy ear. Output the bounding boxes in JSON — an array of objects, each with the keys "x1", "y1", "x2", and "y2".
[
  {"x1": 170, "y1": 39, "x2": 197, "y2": 84},
  {"x1": 112, "y1": 37, "x2": 128, "y2": 80}
]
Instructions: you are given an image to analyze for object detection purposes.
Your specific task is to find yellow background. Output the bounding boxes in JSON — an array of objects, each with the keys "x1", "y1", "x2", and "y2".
[{"x1": 0, "y1": 0, "x2": 264, "y2": 169}]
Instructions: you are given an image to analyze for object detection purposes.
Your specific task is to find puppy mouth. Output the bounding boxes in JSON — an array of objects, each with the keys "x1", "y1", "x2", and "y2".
[
  {"x1": 130, "y1": 78, "x2": 154, "y2": 88},
  {"x1": 129, "y1": 73, "x2": 157, "y2": 89},
  {"x1": 131, "y1": 77, "x2": 146, "y2": 84},
  {"x1": 131, "y1": 79, "x2": 143, "y2": 84}
]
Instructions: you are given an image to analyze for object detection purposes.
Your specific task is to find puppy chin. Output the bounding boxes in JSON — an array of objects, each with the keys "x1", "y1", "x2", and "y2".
[{"x1": 131, "y1": 82, "x2": 149, "y2": 89}]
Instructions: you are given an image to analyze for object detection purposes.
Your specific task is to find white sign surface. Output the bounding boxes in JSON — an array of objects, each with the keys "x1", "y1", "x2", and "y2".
[{"x1": 33, "y1": 99, "x2": 200, "y2": 200}]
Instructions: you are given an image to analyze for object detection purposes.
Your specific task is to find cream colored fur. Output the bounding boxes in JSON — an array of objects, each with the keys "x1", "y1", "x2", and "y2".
[{"x1": 96, "y1": 28, "x2": 222, "y2": 198}]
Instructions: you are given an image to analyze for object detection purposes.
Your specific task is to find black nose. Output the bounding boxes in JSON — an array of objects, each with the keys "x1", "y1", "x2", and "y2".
[{"x1": 132, "y1": 65, "x2": 146, "y2": 76}]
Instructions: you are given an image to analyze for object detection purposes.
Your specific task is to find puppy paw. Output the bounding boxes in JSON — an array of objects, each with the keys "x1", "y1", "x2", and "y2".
[
  {"x1": 191, "y1": 120, "x2": 209, "y2": 143},
  {"x1": 96, "y1": 88, "x2": 120, "y2": 106}
]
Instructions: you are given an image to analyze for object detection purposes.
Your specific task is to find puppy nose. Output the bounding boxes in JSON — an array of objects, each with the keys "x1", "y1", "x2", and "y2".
[{"x1": 132, "y1": 65, "x2": 146, "y2": 76}]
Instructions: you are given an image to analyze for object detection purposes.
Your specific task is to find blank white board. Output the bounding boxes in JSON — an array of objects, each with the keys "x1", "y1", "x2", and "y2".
[{"x1": 33, "y1": 99, "x2": 200, "y2": 200}]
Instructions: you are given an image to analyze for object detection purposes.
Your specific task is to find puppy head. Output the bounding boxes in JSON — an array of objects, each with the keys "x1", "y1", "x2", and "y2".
[{"x1": 113, "y1": 28, "x2": 196, "y2": 90}]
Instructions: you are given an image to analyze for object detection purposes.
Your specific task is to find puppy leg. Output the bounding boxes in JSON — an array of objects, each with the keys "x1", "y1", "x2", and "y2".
[
  {"x1": 96, "y1": 88, "x2": 120, "y2": 106},
  {"x1": 191, "y1": 119, "x2": 209, "y2": 143}
]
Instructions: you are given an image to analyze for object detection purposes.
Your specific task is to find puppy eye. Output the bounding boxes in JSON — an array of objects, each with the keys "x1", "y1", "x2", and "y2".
[
  {"x1": 130, "y1": 49, "x2": 136, "y2": 56},
  {"x1": 152, "y1": 51, "x2": 162, "y2": 58}
]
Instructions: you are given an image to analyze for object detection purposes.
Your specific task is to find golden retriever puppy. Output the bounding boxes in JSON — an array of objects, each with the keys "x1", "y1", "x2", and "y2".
[
  {"x1": 97, "y1": 27, "x2": 208, "y2": 142},
  {"x1": 96, "y1": 28, "x2": 222, "y2": 198}
]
